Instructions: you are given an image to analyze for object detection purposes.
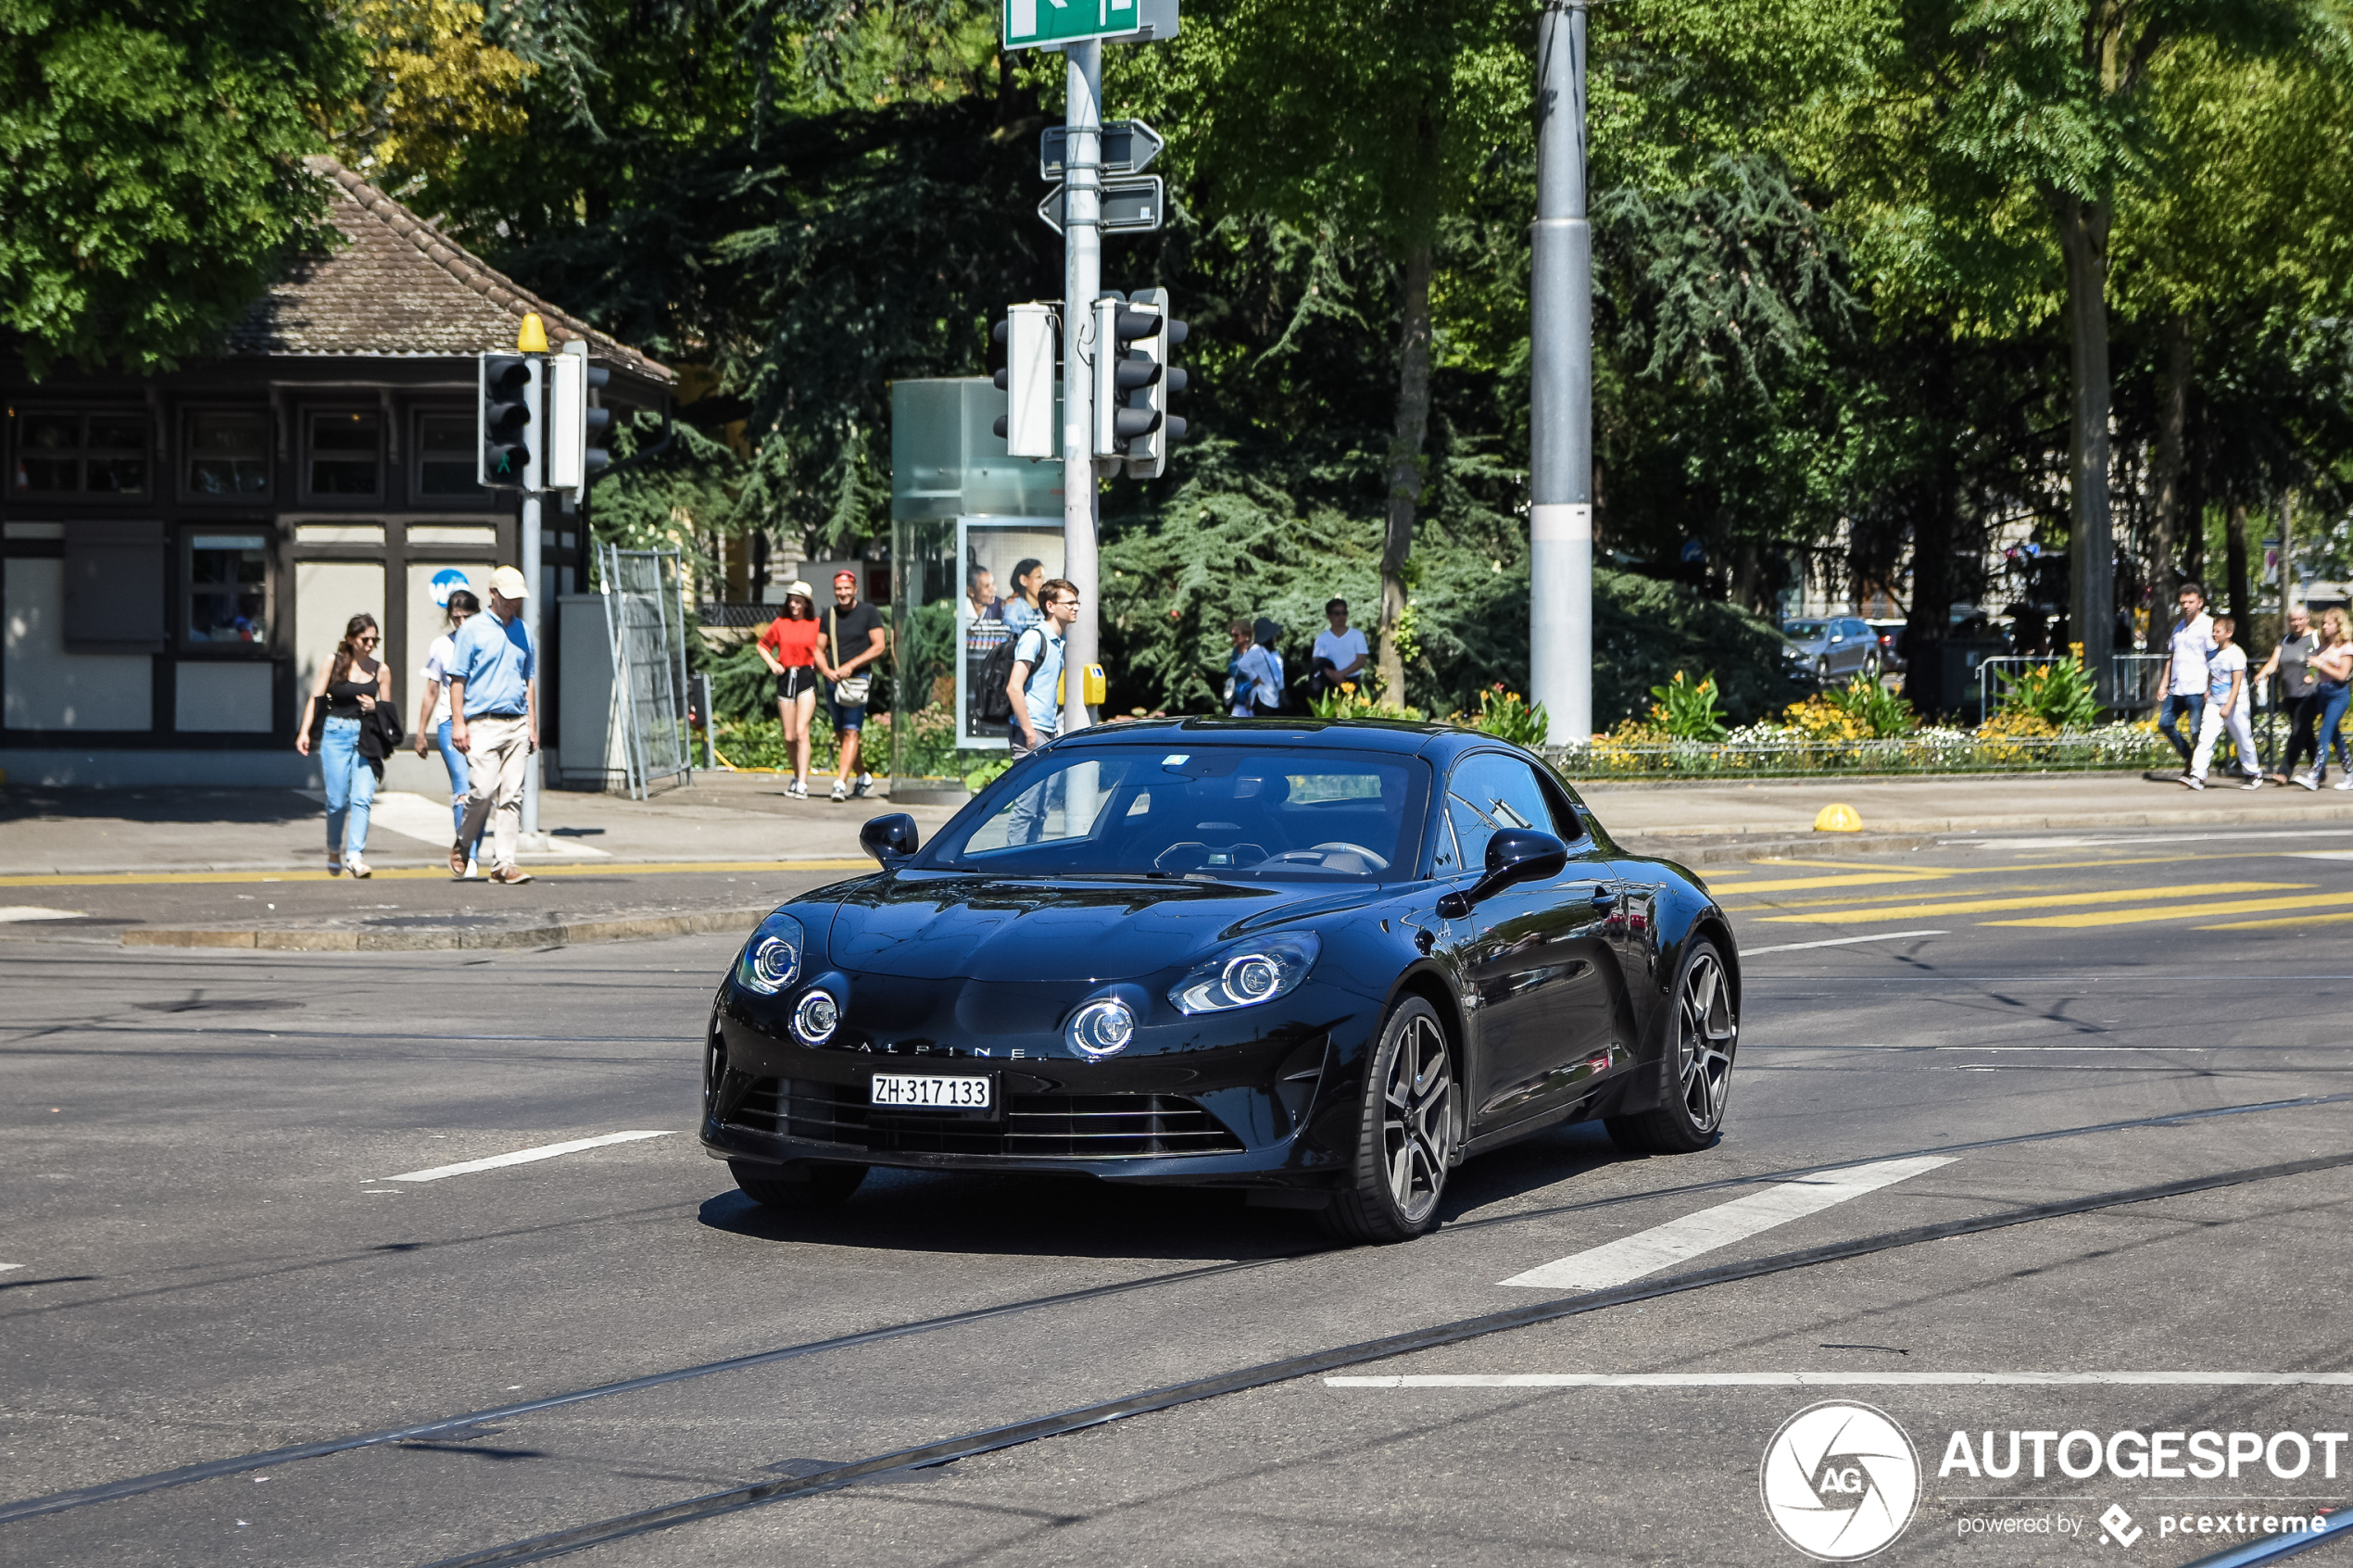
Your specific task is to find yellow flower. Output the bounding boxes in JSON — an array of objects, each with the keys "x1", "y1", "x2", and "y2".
[{"x1": 1340, "y1": 682, "x2": 1356, "y2": 694}]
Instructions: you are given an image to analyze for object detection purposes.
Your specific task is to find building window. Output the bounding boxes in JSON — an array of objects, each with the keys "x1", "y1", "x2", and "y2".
[
  {"x1": 307, "y1": 412, "x2": 381, "y2": 496},
  {"x1": 10, "y1": 410, "x2": 147, "y2": 495},
  {"x1": 186, "y1": 411, "x2": 271, "y2": 497},
  {"x1": 186, "y1": 533, "x2": 271, "y2": 647},
  {"x1": 416, "y1": 413, "x2": 482, "y2": 498}
]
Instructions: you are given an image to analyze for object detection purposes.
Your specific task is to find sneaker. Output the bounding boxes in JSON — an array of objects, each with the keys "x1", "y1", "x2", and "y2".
[
  {"x1": 2242, "y1": 774, "x2": 2263, "y2": 790},
  {"x1": 327, "y1": 857, "x2": 344, "y2": 877},
  {"x1": 462, "y1": 859, "x2": 480, "y2": 880},
  {"x1": 2337, "y1": 777, "x2": 2353, "y2": 791},
  {"x1": 788, "y1": 780, "x2": 809, "y2": 799},
  {"x1": 2183, "y1": 775, "x2": 2206, "y2": 791},
  {"x1": 829, "y1": 779, "x2": 849, "y2": 802},
  {"x1": 2296, "y1": 771, "x2": 2321, "y2": 791},
  {"x1": 346, "y1": 857, "x2": 372, "y2": 879},
  {"x1": 853, "y1": 772, "x2": 874, "y2": 798},
  {"x1": 488, "y1": 865, "x2": 534, "y2": 884}
]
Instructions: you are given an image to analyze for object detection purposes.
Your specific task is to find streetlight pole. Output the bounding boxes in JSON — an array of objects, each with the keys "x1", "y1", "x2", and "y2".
[
  {"x1": 1529, "y1": 0, "x2": 1592, "y2": 746},
  {"x1": 1061, "y1": 39, "x2": 1102, "y2": 740}
]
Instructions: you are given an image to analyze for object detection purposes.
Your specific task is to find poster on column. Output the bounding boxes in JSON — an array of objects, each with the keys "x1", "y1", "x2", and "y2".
[{"x1": 954, "y1": 518, "x2": 1063, "y2": 747}]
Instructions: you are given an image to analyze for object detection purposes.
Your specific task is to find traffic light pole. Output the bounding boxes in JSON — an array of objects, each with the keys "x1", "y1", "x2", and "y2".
[
  {"x1": 1529, "y1": 0, "x2": 1592, "y2": 746},
  {"x1": 521, "y1": 358, "x2": 545, "y2": 845},
  {"x1": 1060, "y1": 38, "x2": 1102, "y2": 739}
]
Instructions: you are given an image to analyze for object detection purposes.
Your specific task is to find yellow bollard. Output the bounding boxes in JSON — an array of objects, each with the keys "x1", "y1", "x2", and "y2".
[{"x1": 1814, "y1": 803, "x2": 1863, "y2": 834}]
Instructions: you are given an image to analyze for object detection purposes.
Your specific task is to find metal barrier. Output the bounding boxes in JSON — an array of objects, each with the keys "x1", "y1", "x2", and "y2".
[
  {"x1": 1973, "y1": 654, "x2": 2164, "y2": 720},
  {"x1": 598, "y1": 544, "x2": 694, "y2": 798}
]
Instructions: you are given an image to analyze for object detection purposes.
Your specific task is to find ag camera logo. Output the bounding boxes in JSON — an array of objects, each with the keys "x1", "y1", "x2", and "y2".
[{"x1": 1761, "y1": 1401, "x2": 1921, "y2": 1561}]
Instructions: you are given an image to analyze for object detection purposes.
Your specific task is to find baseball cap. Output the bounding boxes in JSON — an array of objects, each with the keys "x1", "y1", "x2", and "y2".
[
  {"x1": 490, "y1": 565, "x2": 529, "y2": 599},
  {"x1": 834, "y1": 570, "x2": 858, "y2": 584}
]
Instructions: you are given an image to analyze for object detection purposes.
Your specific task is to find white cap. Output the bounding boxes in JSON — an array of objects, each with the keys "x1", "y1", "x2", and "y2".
[{"x1": 490, "y1": 565, "x2": 529, "y2": 599}]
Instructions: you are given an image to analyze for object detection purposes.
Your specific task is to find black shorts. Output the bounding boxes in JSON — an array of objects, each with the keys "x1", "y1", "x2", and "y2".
[{"x1": 776, "y1": 666, "x2": 818, "y2": 701}]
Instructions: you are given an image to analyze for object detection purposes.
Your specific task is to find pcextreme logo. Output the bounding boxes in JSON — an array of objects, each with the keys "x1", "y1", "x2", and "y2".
[{"x1": 1761, "y1": 1401, "x2": 1923, "y2": 1561}]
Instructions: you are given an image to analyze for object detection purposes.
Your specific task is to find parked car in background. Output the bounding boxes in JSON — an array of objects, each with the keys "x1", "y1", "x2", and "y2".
[
  {"x1": 1863, "y1": 620, "x2": 1907, "y2": 673},
  {"x1": 1780, "y1": 616, "x2": 1882, "y2": 683}
]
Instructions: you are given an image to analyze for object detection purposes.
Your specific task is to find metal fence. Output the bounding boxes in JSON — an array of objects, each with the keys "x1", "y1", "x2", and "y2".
[
  {"x1": 1973, "y1": 654, "x2": 2165, "y2": 721},
  {"x1": 598, "y1": 543, "x2": 694, "y2": 798}
]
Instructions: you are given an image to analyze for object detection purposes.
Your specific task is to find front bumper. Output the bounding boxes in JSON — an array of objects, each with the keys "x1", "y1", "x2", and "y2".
[{"x1": 700, "y1": 990, "x2": 1371, "y2": 1187}]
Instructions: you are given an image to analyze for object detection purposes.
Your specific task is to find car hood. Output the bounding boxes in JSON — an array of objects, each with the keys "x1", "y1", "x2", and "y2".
[{"x1": 822, "y1": 875, "x2": 1328, "y2": 983}]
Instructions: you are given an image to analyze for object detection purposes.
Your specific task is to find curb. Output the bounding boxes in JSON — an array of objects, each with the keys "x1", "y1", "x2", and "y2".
[
  {"x1": 1621, "y1": 802, "x2": 2353, "y2": 842},
  {"x1": 120, "y1": 906, "x2": 769, "y2": 953}
]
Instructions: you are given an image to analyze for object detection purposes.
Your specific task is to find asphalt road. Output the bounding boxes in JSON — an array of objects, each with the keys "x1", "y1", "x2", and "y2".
[{"x1": 6, "y1": 823, "x2": 2353, "y2": 1567}]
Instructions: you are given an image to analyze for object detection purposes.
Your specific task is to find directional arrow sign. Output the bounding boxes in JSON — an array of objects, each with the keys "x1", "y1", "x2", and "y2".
[
  {"x1": 1036, "y1": 175, "x2": 1166, "y2": 236},
  {"x1": 1039, "y1": 119, "x2": 1165, "y2": 181},
  {"x1": 1004, "y1": 0, "x2": 1177, "y2": 52}
]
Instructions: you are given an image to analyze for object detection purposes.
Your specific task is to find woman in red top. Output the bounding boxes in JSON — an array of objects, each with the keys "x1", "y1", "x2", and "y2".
[{"x1": 755, "y1": 581, "x2": 823, "y2": 797}]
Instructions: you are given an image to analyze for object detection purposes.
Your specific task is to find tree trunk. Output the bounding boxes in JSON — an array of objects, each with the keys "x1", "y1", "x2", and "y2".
[
  {"x1": 1376, "y1": 237, "x2": 1435, "y2": 701},
  {"x1": 2053, "y1": 191, "x2": 2115, "y2": 694},
  {"x1": 2150, "y1": 313, "x2": 2192, "y2": 626},
  {"x1": 2224, "y1": 500, "x2": 2252, "y2": 629}
]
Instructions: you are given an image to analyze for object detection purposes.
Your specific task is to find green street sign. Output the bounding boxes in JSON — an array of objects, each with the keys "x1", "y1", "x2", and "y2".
[{"x1": 1003, "y1": 0, "x2": 1177, "y2": 51}]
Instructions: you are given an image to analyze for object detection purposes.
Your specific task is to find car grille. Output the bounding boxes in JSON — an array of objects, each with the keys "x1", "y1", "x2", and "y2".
[{"x1": 726, "y1": 1078, "x2": 1244, "y2": 1160}]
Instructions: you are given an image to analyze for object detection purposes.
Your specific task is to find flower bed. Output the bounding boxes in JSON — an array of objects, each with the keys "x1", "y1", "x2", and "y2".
[{"x1": 1547, "y1": 720, "x2": 2172, "y2": 780}]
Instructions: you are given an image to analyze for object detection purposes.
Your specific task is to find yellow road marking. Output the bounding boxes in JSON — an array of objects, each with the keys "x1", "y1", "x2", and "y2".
[
  {"x1": 1708, "y1": 852, "x2": 2224, "y2": 896},
  {"x1": 2196, "y1": 909, "x2": 2353, "y2": 931},
  {"x1": 1990, "y1": 893, "x2": 2329, "y2": 929},
  {"x1": 0, "y1": 859, "x2": 872, "y2": 890},
  {"x1": 1758, "y1": 882, "x2": 2309, "y2": 923}
]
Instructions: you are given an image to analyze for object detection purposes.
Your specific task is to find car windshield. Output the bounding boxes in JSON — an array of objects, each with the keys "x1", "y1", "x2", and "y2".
[
  {"x1": 919, "y1": 746, "x2": 1426, "y2": 882},
  {"x1": 1782, "y1": 621, "x2": 1827, "y2": 638}
]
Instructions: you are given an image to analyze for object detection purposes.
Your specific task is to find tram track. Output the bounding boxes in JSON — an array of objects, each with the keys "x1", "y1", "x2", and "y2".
[{"x1": 417, "y1": 1150, "x2": 2353, "y2": 1566}]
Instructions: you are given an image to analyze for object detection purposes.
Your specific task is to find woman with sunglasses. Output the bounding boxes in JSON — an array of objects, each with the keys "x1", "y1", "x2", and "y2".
[{"x1": 296, "y1": 612, "x2": 391, "y2": 877}]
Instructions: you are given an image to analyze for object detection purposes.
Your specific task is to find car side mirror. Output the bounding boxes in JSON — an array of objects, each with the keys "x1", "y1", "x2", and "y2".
[
  {"x1": 860, "y1": 812, "x2": 919, "y2": 868},
  {"x1": 1437, "y1": 828, "x2": 1569, "y2": 919}
]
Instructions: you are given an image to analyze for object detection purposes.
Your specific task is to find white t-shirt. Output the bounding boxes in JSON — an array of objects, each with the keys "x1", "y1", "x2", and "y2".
[
  {"x1": 422, "y1": 633, "x2": 458, "y2": 732},
  {"x1": 1313, "y1": 626, "x2": 1368, "y2": 673},
  {"x1": 2206, "y1": 643, "x2": 2246, "y2": 704},
  {"x1": 2169, "y1": 613, "x2": 2216, "y2": 696}
]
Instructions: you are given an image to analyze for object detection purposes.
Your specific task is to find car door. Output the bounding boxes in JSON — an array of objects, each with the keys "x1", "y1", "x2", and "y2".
[{"x1": 1437, "y1": 752, "x2": 1619, "y2": 1127}]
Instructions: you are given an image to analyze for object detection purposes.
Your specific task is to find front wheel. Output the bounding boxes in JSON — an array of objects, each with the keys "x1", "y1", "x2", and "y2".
[
  {"x1": 1323, "y1": 997, "x2": 1457, "y2": 1245},
  {"x1": 1605, "y1": 937, "x2": 1738, "y2": 1154},
  {"x1": 731, "y1": 1159, "x2": 866, "y2": 1210}
]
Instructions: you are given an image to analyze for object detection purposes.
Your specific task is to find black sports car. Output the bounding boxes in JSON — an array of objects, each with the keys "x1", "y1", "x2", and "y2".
[{"x1": 703, "y1": 719, "x2": 1740, "y2": 1243}]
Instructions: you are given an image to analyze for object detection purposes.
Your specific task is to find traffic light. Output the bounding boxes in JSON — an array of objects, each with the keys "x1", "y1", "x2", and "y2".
[
  {"x1": 991, "y1": 303, "x2": 1057, "y2": 458},
  {"x1": 1091, "y1": 289, "x2": 1189, "y2": 476},
  {"x1": 1127, "y1": 286, "x2": 1189, "y2": 479},
  {"x1": 547, "y1": 345, "x2": 613, "y2": 491},
  {"x1": 478, "y1": 353, "x2": 535, "y2": 488}
]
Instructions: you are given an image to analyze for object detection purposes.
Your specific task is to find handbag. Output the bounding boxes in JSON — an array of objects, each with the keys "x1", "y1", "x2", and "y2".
[{"x1": 829, "y1": 606, "x2": 872, "y2": 704}]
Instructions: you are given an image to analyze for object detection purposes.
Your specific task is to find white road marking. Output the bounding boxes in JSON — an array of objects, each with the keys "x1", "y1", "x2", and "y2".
[
  {"x1": 1742, "y1": 930, "x2": 1947, "y2": 956},
  {"x1": 1328, "y1": 1372, "x2": 2353, "y2": 1388},
  {"x1": 0, "y1": 1263, "x2": 23, "y2": 1273},
  {"x1": 0, "y1": 907, "x2": 82, "y2": 922},
  {"x1": 379, "y1": 1131, "x2": 673, "y2": 1184},
  {"x1": 1498, "y1": 1156, "x2": 1956, "y2": 1291}
]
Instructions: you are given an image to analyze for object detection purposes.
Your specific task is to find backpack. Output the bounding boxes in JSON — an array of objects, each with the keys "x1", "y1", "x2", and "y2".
[{"x1": 975, "y1": 632, "x2": 1019, "y2": 722}]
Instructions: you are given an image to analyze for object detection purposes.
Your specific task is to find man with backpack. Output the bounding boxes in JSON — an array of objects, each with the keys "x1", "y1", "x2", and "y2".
[{"x1": 1008, "y1": 578, "x2": 1079, "y2": 757}]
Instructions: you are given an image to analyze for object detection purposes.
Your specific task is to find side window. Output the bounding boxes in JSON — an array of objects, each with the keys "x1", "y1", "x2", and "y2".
[
  {"x1": 1532, "y1": 769, "x2": 1592, "y2": 845},
  {"x1": 1442, "y1": 753, "x2": 1555, "y2": 873}
]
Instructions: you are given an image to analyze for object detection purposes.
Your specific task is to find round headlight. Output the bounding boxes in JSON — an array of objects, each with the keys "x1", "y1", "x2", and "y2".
[
  {"x1": 1222, "y1": 955, "x2": 1282, "y2": 1003},
  {"x1": 793, "y1": 990, "x2": 840, "y2": 1045},
  {"x1": 1065, "y1": 997, "x2": 1136, "y2": 1060},
  {"x1": 734, "y1": 912, "x2": 804, "y2": 996},
  {"x1": 749, "y1": 937, "x2": 796, "y2": 989}
]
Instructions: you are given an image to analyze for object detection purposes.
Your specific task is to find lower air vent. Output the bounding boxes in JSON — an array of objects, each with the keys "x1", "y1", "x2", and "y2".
[{"x1": 726, "y1": 1080, "x2": 1243, "y2": 1159}]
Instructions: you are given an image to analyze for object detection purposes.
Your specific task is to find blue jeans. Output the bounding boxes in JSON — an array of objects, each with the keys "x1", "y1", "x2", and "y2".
[
  {"x1": 2158, "y1": 692, "x2": 2205, "y2": 765},
  {"x1": 321, "y1": 716, "x2": 375, "y2": 858},
  {"x1": 2318, "y1": 683, "x2": 2352, "y2": 777},
  {"x1": 437, "y1": 721, "x2": 485, "y2": 857}
]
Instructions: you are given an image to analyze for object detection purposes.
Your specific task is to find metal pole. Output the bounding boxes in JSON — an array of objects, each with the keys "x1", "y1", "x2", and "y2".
[
  {"x1": 522, "y1": 357, "x2": 544, "y2": 841},
  {"x1": 1061, "y1": 39, "x2": 1102, "y2": 740},
  {"x1": 1529, "y1": 0, "x2": 1592, "y2": 746}
]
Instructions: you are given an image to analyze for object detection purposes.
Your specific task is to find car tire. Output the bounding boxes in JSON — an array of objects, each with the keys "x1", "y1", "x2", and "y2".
[
  {"x1": 731, "y1": 1159, "x2": 866, "y2": 1210},
  {"x1": 1605, "y1": 936, "x2": 1738, "y2": 1155},
  {"x1": 1861, "y1": 650, "x2": 1881, "y2": 680},
  {"x1": 1322, "y1": 997, "x2": 1457, "y2": 1245},
  {"x1": 1814, "y1": 657, "x2": 1831, "y2": 681}
]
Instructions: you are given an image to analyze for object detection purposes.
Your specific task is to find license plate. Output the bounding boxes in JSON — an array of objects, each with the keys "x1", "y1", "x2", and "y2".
[{"x1": 870, "y1": 1073, "x2": 992, "y2": 1110}]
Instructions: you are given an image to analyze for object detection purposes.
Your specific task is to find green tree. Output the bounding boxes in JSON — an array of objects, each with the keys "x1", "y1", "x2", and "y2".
[{"x1": 0, "y1": 0, "x2": 359, "y2": 375}]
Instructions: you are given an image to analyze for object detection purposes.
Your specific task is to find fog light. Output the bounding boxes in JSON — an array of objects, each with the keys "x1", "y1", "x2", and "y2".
[
  {"x1": 793, "y1": 990, "x2": 840, "y2": 1045},
  {"x1": 1065, "y1": 997, "x2": 1135, "y2": 1060}
]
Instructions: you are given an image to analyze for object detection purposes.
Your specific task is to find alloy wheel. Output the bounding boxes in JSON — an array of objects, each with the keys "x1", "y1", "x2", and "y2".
[
  {"x1": 1381, "y1": 1012, "x2": 1453, "y2": 1223},
  {"x1": 1675, "y1": 951, "x2": 1737, "y2": 1132}
]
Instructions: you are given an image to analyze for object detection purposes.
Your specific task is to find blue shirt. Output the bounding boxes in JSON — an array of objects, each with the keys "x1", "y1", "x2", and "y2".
[
  {"x1": 452, "y1": 608, "x2": 535, "y2": 718},
  {"x1": 1015, "y1": 622, "x2": 1064, "y2": 736}
]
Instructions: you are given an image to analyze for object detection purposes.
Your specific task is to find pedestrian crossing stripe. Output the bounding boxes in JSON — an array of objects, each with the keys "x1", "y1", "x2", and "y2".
[
  {"x1": 1707, "y1": 852, "x2": 2236, "y2": 899},
  {"x1": 1756, "y1": 882, "x2": 2309, "y2": 923},
  {"x1": 1989, "y1": 893, "x2": 2327, "y2": 929},
  {"x1": 2195, "y1": 909, "x2": 2353, "y2": 931}
]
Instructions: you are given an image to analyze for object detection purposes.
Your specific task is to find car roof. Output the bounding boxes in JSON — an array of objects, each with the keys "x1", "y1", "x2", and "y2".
[{"x1": 1048, "y1": 716, "x2": 1495, "y2": 760}]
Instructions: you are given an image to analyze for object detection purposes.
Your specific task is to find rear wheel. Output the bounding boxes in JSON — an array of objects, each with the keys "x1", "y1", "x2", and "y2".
[
  {"x1": 1606, "y1": 937, "x2": 1738, "y2": 1154},
  {"x1": 731, "y1": 1160, "x2": 866, "y2": 1210},
  {"x1": 1323, "y1": 997, "x2": 1456, "y2": 1245}
]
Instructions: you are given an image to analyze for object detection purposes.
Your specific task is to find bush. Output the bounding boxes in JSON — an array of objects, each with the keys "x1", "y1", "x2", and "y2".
[
  {"x1": 1645, "y1": 671, "x2": 1730, "y2": 742},
  {"x1": 1994, "y1": 646, "x2": 2102, "y2": 731}
]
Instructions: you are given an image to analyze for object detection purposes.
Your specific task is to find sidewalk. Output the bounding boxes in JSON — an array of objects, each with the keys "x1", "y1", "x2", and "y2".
[{"x1": 2, "y1": 769, "x2": 2346, "y2": 948}]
